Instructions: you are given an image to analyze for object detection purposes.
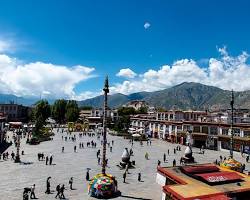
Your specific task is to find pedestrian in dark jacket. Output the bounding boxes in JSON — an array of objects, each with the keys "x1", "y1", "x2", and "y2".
[
  {"x1": 69, "y1": 177, "x2": 73, "y2": 190},
  {"x1": 45, "y1": 177, "x2": 51, "y2": 194},
  {"x1": 138, "y1": 173, "x2": 141, "y2": 182},
  {"x1": 59, "y1": 184, "x2": 65, "y2": 199},
  {"x1": 86, "y1": 170, "x2": 90, "y2": 181},
  {"x1": 123, "y1": 172, "x2": 126, "y2": 183},
  {"x1": 55, "y1": 184, "x2": 60, "y2": 198}
]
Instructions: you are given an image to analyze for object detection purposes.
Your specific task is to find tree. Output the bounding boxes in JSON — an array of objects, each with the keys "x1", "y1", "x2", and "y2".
[
  {"x1": 27, "y1": 108, "x2": 35, "y2": 122},
  {"x1": 79, "y1": 106, "x2": 93, "y2": 110},
  {"x1": 52, "y1": 99, "x2": 67, "y2": 123},
  {"x1": 65, "y1": 100, "x2": 79, "y2": 122},
  {"x1": 34, "y1": 100, "x2": 51, "y2": 135},
  {"x1": 157, "y1": 107, "x2": 166, "y2": 112},
  {"x1": 137, "y1": 106, "x2": 148, "y2": 114},
  {"x1": 117, "y1": 107, "x2": 136, "y2": 116},
  {"x1": 113, "y1": 107, "x2": 136, "y2": 132}
]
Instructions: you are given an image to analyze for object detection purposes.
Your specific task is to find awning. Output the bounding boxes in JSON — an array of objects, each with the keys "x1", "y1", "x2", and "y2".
[
  {"x1": 9, "y1": 122, "x2": 23, "y2": 128},
  {"x1": 192, "y1": 132, "x2": 208, "y2": 136},
  {"x1": 195, "y1": 171, "x2": 243, "y2": 183},
  {"x1": 192, "y1": 132, "x2": 208, "y2": 140},
  {"x1": 9, "y1": 122, "x2": 22, "y2": 125},
  {"x1": 218, "y1": 135, "x2": 250, "y2": 145}
]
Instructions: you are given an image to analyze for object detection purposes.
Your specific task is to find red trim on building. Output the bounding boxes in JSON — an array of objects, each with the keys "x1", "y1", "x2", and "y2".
[
  {"x1": 195, "y1": 171, "x2": 243, "y2": 183},
  {"x1": 181, "y1": 164, "x2": 219, "y2": 174},
  {"x1": 157, "y1": 166, "x2": 187, "y2": 185}
]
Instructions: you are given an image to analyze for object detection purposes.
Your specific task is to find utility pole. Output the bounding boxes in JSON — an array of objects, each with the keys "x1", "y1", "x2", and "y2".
[
  {"x1": 230, "y1": 90, "x2": 234, "y2": 158},
  {"x1": 102, "y1": 76, "x2": 109, "y2": 175}
]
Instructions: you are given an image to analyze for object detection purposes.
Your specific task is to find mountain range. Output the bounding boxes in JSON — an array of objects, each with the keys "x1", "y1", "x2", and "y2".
[
  {"x1": 1, "y1": 82, "x2": 250, "y2": 110},
  {"x1": 78, "y1": 82, "x2": 250, "y2": 110}
]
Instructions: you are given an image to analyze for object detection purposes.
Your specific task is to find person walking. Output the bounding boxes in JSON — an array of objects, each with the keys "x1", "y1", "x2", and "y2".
[
  {"x1": 86, "y1": 170, "x2": 90, "y2": 181},
  {"x1": 69, "y1": 177, "x2": 73, "y2": 190},
  {"x1": 74, "y1": 145, "x2": 77, "y2": 152},
  {"x1": 167, "y1": 149, "x2": 169, "y2": 155},
  {"x1": 173, "y1": 159, "x2": 176, "y2": 167},
  {"x1": 174, "y1": 148, "x2": 176, "y2": 154},
  {"x1": 11, "y1": 151, "x2": 15, "y2": 160},
  {"x1": 110, "y1": 146, "x2": 112, "y2": 152},
  {"x1": 158, "y1": 160, "x2": 161, "y2": 166},
  {"x1": 45, "y1": 177, "x2": 51, "y2": 194},
  {"x1": 55, "y1": 184, "x2": 60, "y2": 198},
  {"x1": 220, "y1": 155, "x2": 223, "y2": 162},
  {"x1": 163, "y1": 153, "x2": 166, "y2": 163},
  {"x1": 59, "y1": 184, "x2": 65, "y2": 199},
  {"x1": 46, "y1": 156, "x2": 49, "y2": 165},
  {"x1": 49, "y1": 155, "x2": 53, "y2": 165},
  {"x1": 123, "y1": 172, "x2": 126, "y2": 183},
  {"x1": 138, "y1": 173, "x2": 141, "y2": 182},
  {"x1": 30, "y1": 184, "x2": 36, "y2": 199},
  {"x1": 62, "y1": 147, "x2": 64, "y2": 153}
]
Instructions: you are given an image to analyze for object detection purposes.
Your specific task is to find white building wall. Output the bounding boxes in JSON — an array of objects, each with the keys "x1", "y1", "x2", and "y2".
[{"x1": 156, "y1": 173, "x2": 166, "y2": 186}]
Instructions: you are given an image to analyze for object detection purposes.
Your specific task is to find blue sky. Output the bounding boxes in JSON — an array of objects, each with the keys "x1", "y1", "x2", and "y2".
[{"x1": 0, "y1": 0, "x2": 250, "y2": 99}]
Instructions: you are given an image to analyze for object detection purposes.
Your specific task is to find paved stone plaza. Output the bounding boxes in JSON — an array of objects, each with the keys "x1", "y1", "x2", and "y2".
[{"x1": 1, "y1": 129, "x2": 250, "y2": 200}]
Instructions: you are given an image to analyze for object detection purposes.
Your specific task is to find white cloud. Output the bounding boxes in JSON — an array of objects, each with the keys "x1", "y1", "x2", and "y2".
[
  {"x1": 0, "y1": 53, "x2": 96, "y2": 99},
  {"x1": 0, "y1": 39, "x2": 12, "y2": 53},
  {"x1": 116, "y1": 68, "x2": 137, "y2": 78},
  {"x1": 72, "y1": 91, "x2": 102, "y2": 101},
  {"x1": 111, "y1": 48, "x2": 250, "y2": 94},
  {"x1": 144, "y1": 22, "x2": 151, "y2": 29}
]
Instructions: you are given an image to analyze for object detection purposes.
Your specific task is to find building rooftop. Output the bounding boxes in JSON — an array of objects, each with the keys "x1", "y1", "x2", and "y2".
[{"x1": 158, "y1": 164, "x2": 250, "y2": 200}]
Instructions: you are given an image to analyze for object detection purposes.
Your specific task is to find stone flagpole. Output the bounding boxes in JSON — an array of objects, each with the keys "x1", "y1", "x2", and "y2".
[{"x1": 102, "y1": 76, "x2": 109, "y2": 174}]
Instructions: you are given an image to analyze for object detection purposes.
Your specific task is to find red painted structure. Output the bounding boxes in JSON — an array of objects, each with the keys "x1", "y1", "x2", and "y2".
[{"x1": 157, "y1": 164, "x2": 250, "y2": 200}]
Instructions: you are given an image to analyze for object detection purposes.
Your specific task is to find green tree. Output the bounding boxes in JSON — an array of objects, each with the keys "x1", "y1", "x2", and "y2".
[
  {"x1": 113, "y1": 107, "x2": 136, "y2": 132},
  {"x1": 137, "y1": 106, "x2": 148, "y2": 114},
  {"x1": 157, "y1": 107, "x2": 166, "y2": 112},
  {"x1": 27, "y1": 108, "x2": 35, "y2": 122},
  {"x1": 34, "y1": 100, "x2": 51, "y2": 135},
  {"x1": 117, "y1": 107, "x2": 136, "y2": 116},
  {"x1": 65, "y1": 100, "x2": 79, "y2": 122},
  {"x1": 79, "y1": 106, "x2": 93, "y2": 110},
  {"x1": 52, "y1": 99, "x2": 67, "y2": 123}
]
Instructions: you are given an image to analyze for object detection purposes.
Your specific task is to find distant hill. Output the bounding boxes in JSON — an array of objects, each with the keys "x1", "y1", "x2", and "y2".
[
  {"x1": 2, "y1": 82, "x2": 250, "y2": 110},
  {"x1": 78, "y1": 92, "x2": 149, "y2": 108},
  {"x1": 78, "y1": 82, "x2": 250, "y2": 110},
  {"x1": 0, "y1": 94, "x2": 54, "y2": 106}
]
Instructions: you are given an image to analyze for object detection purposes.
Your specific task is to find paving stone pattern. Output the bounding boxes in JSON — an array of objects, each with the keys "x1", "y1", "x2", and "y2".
[{"x1": 0, "y1": 129, "x2": 249, "y2": 200}]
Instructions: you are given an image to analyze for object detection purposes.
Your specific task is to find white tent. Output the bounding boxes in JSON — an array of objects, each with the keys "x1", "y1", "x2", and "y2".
[{"x1": 132, "y1": 133, "x2": 141, "y2": 137}]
